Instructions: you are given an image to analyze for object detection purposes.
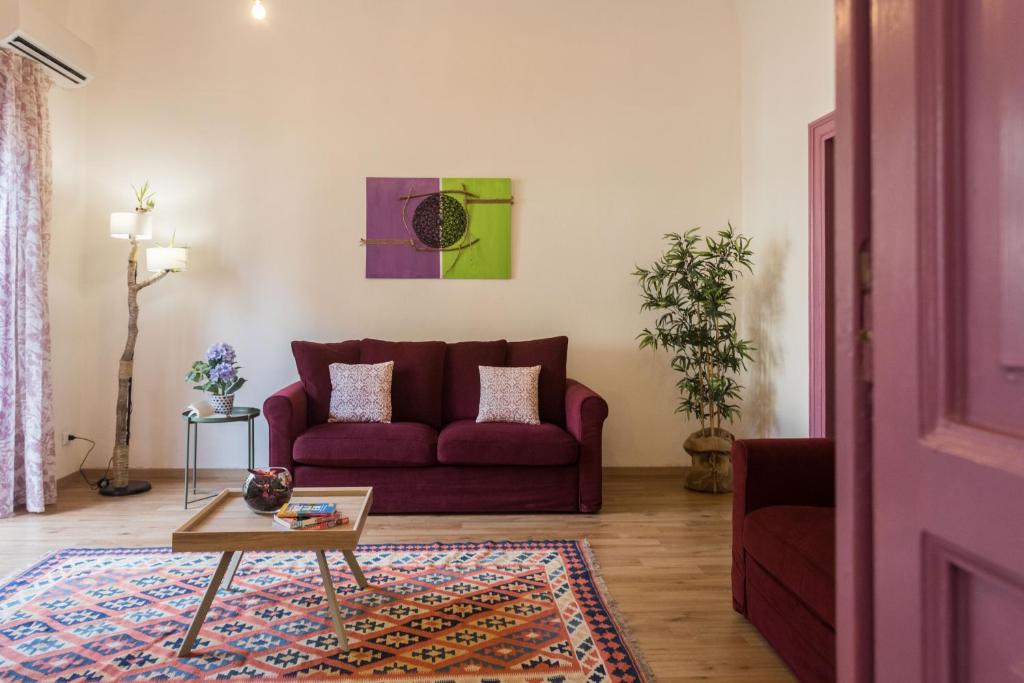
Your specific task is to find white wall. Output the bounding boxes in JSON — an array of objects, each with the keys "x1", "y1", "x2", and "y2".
[
  {"x1": 43, "y1": 0, "x2": 100, "y2": 478},
  {"x1": 46, "y1": 0, "x2": 745, "y2": 472},
  {"x1": 735, "y1": 0, "x2": 835, "y2": 438}
]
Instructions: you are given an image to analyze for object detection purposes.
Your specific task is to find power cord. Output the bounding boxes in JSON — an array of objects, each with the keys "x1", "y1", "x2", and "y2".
[{"x1": 72, "y1": 435, "x2": 112, "y2": 490}]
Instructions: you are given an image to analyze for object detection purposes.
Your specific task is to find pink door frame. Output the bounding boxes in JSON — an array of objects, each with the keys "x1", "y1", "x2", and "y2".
[
  {"x1": 835, "y1": 0, "x2": 874, "y2": 680},
  {"x1": 809, "y1": 111, "x2": 836, "y2": 438}
]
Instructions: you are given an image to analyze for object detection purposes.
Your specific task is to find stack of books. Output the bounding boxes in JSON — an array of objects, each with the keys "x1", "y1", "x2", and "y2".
[{"x1": 273, "y1": 502, "x2": 349, "y2": 530}]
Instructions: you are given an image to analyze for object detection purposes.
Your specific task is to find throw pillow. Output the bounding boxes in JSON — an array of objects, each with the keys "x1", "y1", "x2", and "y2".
[
  {"x1": 477, "y1": 365, "x2": 541, "y2": 425},
  {"x1": 328, "y1": 361, "x2": 394, "y2": 423}
]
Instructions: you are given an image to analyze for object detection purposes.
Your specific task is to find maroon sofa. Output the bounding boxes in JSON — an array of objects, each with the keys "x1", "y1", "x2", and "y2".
[
  {"x1": 732, "y1": 439, "x2": 836, "y2": 683},
  {"x1": 264, "y1": 337, "x2": 608, "y2": 513}
]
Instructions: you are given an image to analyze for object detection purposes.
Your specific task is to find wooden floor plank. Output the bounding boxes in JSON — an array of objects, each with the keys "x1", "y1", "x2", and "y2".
[{"x1": 0, "y1": 468, "x2": 794, "y2": 682}]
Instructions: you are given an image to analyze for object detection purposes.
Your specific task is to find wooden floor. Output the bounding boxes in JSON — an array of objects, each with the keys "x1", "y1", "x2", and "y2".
[{"x1": 0, "y1": 469, "x2": 794, "y2": 682}]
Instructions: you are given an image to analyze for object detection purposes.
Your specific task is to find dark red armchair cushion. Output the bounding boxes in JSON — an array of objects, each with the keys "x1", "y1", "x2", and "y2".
[{"x1": 743, "y1": 505, "x2": 836, "y2": 627}]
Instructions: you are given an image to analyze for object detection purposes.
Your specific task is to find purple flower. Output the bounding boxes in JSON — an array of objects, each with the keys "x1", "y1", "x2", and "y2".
[
  {"x1": 206, "y1": 342, "x2": 236, "y2": 364},
  {"x1": 208, "y1": 362, "x2": 238, "y2": 384}
]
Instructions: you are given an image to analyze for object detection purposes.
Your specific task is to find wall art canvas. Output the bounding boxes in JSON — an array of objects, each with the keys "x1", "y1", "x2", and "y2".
[{"x1": 364, "y1": 177, "x2": 513, "y2": 279}]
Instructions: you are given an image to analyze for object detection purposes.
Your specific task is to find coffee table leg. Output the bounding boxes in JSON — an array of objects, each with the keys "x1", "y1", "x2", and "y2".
[
  {"x1": 223, "y1": 551, "x2": 244, "y2": 591},
  {"x1": 315, "y1": 550, "x2": 350, "y2": 652},
  {"x1": 342, "y1": 549, "x2": 368, "y2": 589},
  {"x1": 178, "y1": 551, "x2": 233, "y2": 657}
]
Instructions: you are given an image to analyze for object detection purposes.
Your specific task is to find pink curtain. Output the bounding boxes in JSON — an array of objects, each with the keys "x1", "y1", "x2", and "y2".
[{"x1": 0, "y1": 51, "x2": 56, "y2": 518}]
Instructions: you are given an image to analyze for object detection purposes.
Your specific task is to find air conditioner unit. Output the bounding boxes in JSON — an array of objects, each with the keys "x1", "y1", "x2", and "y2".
[{"x1": 0, "y1": 0, "x2": 94, "y2": 88}]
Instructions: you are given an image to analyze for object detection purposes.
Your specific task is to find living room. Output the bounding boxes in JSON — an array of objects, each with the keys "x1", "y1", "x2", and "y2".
[{"x1": 3, "y1": 1, "x2": 1022, "y2": 682}]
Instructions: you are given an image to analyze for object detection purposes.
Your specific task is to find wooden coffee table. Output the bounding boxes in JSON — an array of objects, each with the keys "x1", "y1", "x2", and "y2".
[{"x1": 171, "y1": 486, "x2": 373, "y2": 657}]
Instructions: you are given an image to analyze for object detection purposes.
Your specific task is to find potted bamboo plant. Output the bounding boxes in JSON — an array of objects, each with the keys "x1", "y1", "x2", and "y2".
[{"x1": 635, "y1": 225, "x2": 754, "y2": 492}]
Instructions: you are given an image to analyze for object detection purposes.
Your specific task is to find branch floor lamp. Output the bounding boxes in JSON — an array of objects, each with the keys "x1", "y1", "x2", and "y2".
[{"x1": 103, "y1": 205, "x2": 188, "y2": 496}]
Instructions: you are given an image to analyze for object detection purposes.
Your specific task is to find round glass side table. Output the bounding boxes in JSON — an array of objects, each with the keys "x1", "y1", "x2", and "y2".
[{"x1": 181, "y1": 406, "x2": 261, "y2": 508}]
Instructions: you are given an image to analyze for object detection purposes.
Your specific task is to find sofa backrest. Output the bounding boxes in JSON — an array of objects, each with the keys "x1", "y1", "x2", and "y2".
[
  {"x1": 291, "y1": 336, "x2": 568, "y2": 427},
  {"x1": 291, "y1": 340, "x2": 360, "y2": 425},
  {"x1": 443, "y1": 340, "x2": 507, "y2": 423},
  {"x1": 360, "y1": 339, "x2": 446, "y2": 427},
  {"x1": 506, "y1": 336, "x2": 568, "y2": 427}
]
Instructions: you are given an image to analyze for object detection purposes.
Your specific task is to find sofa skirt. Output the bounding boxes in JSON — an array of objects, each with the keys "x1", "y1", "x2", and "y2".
[{"x1": 292, "y1": 464, "x2": 581, "y2": 513}]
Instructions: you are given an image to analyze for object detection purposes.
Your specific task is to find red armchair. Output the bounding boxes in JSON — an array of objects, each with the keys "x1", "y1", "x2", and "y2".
[{"x1": 732, "y1": 438, "x2": 836, "y2": 683}]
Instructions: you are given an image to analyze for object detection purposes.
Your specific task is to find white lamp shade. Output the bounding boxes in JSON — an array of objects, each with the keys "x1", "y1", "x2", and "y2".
[
  {"x1": 146, "y1": 246, "x2": 189, "y2": 272},
  {"x1": 110, "y1": 211, "x2": 153, "y2": 240}
]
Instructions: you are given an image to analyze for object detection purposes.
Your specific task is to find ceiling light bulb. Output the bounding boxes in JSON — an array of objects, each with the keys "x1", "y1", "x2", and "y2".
[{"x1": 251, "y1": 0, "x2": 266, "y2": 20}]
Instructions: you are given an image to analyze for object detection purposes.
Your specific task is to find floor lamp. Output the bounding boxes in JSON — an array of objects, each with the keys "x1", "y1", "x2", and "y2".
[{"x1": 102, "y1": 206, "x2": 189, "y2": 496}]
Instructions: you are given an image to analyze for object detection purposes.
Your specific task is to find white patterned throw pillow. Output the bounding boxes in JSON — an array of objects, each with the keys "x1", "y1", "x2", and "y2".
[
  {"x1": 328, "y1": 361, "x2": 394, "y2": 423},
  {"x1": 477, "y1": 365, "x2": 541, "y2": 425}
]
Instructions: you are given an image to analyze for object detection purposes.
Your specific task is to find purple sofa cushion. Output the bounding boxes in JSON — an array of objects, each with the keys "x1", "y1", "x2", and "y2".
[
  {"x1": 437, "y1": 419, "x2": 578, "y2": 466},
  {"x1": 292, "y1": 422, "x2": 437, "y2": 468},
  {"x1": 743, "y1": 505, "x2": 836, "y2": 627},
  {"x1": 443, "y1": 340, "x2": 508, "y2": 423},
  {"x1": 506, "y1": 336, "x2": 568, "y2": 426},
  {"x1": 360, "y1": 339, "x2": 446, "y2": 428},
  {"x1": 291, "y1": 340, "x2": 361, "y2": 425}
]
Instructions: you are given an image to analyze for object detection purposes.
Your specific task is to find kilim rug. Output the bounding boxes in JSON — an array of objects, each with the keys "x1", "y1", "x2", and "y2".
[{"x1": 0, "y1": 540, "x2": 652, "y2": 682}]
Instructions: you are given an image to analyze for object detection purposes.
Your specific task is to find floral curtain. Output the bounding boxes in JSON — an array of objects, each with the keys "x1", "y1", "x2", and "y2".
[{"x1": 0, "y1": 50, "x2": 56, "y2": 518}]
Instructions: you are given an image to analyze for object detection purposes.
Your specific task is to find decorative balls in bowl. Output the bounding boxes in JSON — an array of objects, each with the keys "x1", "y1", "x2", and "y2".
[{"x1": 242, "y1": 467, "x2": 293, "y2": 514}]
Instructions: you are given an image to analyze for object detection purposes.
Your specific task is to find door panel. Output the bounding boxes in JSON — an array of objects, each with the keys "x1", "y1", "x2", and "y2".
[
  {"x1": 961, "y1": 0, "x2": 1024, "y2": 435},
  {"x1": 871, "y1": 0, "x2": 1024, "y2": 681},
  {"x1": 924, "y1": 536, "x2": 1024, "y2": 682}
]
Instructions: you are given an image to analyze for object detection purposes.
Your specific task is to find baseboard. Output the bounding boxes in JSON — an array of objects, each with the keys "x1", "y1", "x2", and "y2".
[
  {"x1": 59, "y1": 468, "x2": 248, "y2": 489},
  {"x1": 59, "y1": 466, "x2": 685, "y2": 489},
  {"x1": 77, "y1": 467, "x2": 246, "y2": 477}
]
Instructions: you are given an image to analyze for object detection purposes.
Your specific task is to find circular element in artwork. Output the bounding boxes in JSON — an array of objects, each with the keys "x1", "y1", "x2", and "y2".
[{"x1": 412, "y1": 193, "x2": 467, "y2": 249}]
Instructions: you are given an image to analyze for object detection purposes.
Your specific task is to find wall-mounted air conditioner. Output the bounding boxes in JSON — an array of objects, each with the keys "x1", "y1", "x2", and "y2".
[{"x1": 0, "y1": 0, "x2": 94, "y2": 88}]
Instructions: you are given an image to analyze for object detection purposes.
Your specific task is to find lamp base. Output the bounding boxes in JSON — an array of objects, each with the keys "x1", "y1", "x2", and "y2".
[{"x1": 98, "y1": 480, "x2": 152, "y2": 497}]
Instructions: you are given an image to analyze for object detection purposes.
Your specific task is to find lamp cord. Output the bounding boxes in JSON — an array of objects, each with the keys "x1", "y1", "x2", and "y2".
[{"x1": 74, "y1": 436, "x2": 112, "y2": 490}]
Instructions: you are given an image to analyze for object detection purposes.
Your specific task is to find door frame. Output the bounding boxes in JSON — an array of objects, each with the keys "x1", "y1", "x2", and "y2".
[
  {"x1": 809, "y1": 111, "x2": 836, "y2": 438},
  {"x1": 835, "y1": 0, "x2": 874, "y2": 680}
]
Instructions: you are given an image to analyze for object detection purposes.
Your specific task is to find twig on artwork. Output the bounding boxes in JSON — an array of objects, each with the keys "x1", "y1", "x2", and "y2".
[
  {"x1": 360, "y1": 238, "x2": 415, "y2": 246},
  {"x1": 466, "y1": 197, "x2": 514, "y2": 205},
  {"x1": 398, "y1": 189, "x2": 479, "y2": 201}
]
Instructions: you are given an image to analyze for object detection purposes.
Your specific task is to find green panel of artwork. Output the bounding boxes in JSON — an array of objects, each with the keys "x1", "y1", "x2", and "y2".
[{"x1": 440, "y1": 177, "x2": 512, "y2": 279}]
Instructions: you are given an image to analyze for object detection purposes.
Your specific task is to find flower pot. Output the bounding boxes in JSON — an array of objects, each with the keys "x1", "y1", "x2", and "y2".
[
  {"x1": 242, "y1": 467, "x2": 293, "y2": 514},
  {"x1": 683, "y1": 427, "x2": 734, "y2": 493},
  {"x1": 209, "y1": 394, "x2": 235, "y2": 415}
]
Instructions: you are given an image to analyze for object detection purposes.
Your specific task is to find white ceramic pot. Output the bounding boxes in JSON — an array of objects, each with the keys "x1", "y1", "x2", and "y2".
[{"x1": 209, "y1": 394, "x2": 235, "y2": 415}]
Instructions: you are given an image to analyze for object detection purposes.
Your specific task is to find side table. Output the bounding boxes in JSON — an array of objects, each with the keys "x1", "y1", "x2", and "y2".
[{"x1": 181, "y1": 406, "x2": 260, "y2": 508}]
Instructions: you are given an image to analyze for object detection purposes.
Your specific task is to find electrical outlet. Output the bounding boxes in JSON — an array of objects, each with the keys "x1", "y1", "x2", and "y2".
[{"x1": 60, "y1": 431, "x2": 71, "y2": 446}]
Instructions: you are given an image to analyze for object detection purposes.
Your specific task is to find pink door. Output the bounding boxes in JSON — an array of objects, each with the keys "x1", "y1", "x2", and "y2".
[{"x1": 839, "y1": 0, "x2": 1024, "y2": 680}]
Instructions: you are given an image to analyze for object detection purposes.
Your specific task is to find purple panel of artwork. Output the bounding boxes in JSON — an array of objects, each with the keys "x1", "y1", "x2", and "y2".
[{"x1": 366, "y1": 177, "x2": 440, "y2": 278}]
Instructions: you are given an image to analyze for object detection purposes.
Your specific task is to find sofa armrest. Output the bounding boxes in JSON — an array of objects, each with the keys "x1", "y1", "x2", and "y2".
[
  {"x1": 731, "y1": 438, "x2": 834, "y2": 614},
  {"x1": 565, "y1": 378, "x2": 609, "y2": 513},
  {"x1": 263, "y1": 382, "x2": 308, "y2": 472}
]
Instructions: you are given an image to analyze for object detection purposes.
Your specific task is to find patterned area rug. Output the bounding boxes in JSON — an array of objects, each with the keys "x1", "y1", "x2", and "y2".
[{"x1": 0, "y1": 541, "x2": 650, "y2": 682}]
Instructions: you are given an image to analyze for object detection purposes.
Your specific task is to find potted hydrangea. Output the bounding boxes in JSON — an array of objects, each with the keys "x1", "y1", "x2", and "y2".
[{"x1": 186, "y1": 342, "x2": 247, "y2": 414}]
